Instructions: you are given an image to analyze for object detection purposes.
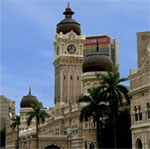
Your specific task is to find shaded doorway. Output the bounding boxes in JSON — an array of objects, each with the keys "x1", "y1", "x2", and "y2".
[
  {"x1": 148, "y1": 140, "x2": 150, "y2": 149},
  {"x1": 136, "y1": 138, "x2": 142, "y2": 149},
  {"x1": 44, "y1": 145, "x2": 60, "y2": 149},
  {"x1": 89, "y1": 143, "x2": 95, "y2": 149}
]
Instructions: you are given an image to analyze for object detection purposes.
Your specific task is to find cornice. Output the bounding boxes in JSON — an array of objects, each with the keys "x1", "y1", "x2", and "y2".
[
  {"x1": 53, "y1": 56, "x2": 83, "y2": 68},
  {"x1": 131, "y1": 122, "x2": 150, "y2": 129},
  {"x1": 39, "y1": 134, "x2": 68, "y2": 140},
  {"x1": 129, "y1": 68, "x2": 150, "y2": 80},
  {"x1": 82, "y1": 71, "x2": 107, "y2": 82},
  {"x1": 54, "y1": 31, "x2": 85, "y2": 43},
  {"x1": 129, "y1": 84, "x2": 150, "y2": 96}
]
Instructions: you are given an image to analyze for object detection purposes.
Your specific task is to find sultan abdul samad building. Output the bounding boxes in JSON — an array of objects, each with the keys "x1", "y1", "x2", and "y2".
[{"x1": 5, "y1": 4, "x2": 150, "y2": 149}]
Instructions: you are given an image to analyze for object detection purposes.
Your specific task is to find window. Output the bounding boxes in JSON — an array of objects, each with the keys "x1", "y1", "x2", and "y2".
[
  {"x1": 64, "y1": 75, "x2": 66, "y2": 80},
  {"x1": 134, "y1": 106, "x2": 138, "y2": 121},
  {"x1": 55, "y1": 127, "x2": 59, "y2": 135},
  {"x1": 84, "y1": 142, "x2": 88, "y2": 149},
  {"x1": 77, "y1": 76, "x2": 79, "y2": 80},
  {"x1": 146, "y1": 102, "x2": 150, "y2": 119},
  {"x1": 85, "y1": 122, "x2": 88, "y2": 129},
  {"x1": 135, "y1": 114, "x2": 138, "y2": 121},
  {"x1": 64, "y1": 128, "x2": 67, "y2": 135},
  {"x1": 72, "y1": 123, "x2": 78, "y2": 135},
  {"x1": 71, "y1": 104, "x2": 78, "y2": 112},
  {"x1": 138, "y1": 105, "x2": 142, "y2": 121},
  {"x1": 71, "y1": 75, "x2": 73, "y2": 80},
  {"x1": 139, "y1": 113, "x2": 142, "y2": 121}
]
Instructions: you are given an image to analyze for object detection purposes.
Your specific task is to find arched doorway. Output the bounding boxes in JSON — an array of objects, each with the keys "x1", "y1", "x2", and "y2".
[
  {"x1": 44, "y1": 145, "x2": 60, "y2": 149},
  {"x1": 136, "y1": 138, "x2": 143, "y2": 149},
  {"x1": 148, "y1": 140, "x2": 150, "y2": 149},
  {"x1": 89, "y1": 143, "x2": 95, "y2": 149}
]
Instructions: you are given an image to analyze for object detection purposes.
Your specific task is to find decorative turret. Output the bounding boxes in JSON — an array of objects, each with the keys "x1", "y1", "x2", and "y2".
[{"x1": 56, "y1": 3, "x2": 81, "y2": 35}]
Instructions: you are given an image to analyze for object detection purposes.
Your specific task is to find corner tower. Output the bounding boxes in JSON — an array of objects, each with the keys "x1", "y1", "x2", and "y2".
[{"x1": 53, "y1": 5, "x2": 85, "y2": 108}]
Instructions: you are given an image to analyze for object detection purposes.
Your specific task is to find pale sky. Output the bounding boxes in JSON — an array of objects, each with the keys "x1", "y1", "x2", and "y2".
[{"x1": 1, "y1": 0, "x2": 150, "y2": 114}]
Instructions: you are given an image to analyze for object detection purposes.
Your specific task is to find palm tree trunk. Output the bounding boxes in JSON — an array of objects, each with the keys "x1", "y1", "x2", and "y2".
[
  {"x1": 113, "y1": 112, "x2": 117, "y2": 149},
  {"x1": 16, "y1": 125, "x2": 19, "y2": 149},
  {"x1": 96, "y1": 118, "x2": 100, "y2": 149},
  {"x1": 111, "y1": 95, "x2": 117, "y2": 149},
  {"x1": 36, "y1": 120, "x2": 39, "y2": 149}
]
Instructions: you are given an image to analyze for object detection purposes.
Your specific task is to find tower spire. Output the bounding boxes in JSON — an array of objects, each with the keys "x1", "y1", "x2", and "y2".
[
  {"x1": 29, "y1": 86, "x2": 31, "y2": 95},
  {"x1": 63, "y1": 3, "x2": 74, "y2": 18}
]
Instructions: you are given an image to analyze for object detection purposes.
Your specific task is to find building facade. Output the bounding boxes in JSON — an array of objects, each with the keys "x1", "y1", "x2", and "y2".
[
  {"x1": 7, "y1": 5, "x2": 150, "y2": 149},
  {"x1": 129, "y1": 31, "x2": 150, "y2": 149},
  {"x1": 0, "y1": 95, "x2": 15, "y2": 130},
  {"x1": 6, "y1": 5, "x2": 100, "y2": 149}
]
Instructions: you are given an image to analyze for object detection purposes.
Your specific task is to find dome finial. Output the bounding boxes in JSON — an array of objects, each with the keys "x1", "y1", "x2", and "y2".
[
  {"x1": 96, "y1": 38, "x2": 99, "y2": 52},
  {"x1": 29, "y1": 86, "x2": 31, "y2": 95},
  {"x1": 63, "y1": 3, "x2": 74, "y2": 18}
]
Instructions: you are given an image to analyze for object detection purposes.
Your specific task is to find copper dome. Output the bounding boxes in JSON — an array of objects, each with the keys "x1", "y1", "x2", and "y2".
[
  {"x1": 20, "y1": 88, "x2": 38, "y2": 108},
  {"x1": 83, "y1": 53, "x2": 113, "y2": 73},
  {"x1": 56, "y1": 4, "x2": 81, "y2": 35}
]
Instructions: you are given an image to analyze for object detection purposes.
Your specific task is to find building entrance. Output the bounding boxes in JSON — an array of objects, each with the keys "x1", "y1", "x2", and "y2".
[
  {"x1": 89, "y1": 143, "x2": 95, "y2": 149},
  {"x1": 136, "y1": 139, "x2": 142, "y2": 149},
  {"x1": 44, "y1": 145, "x2": 60, "y2": 149},
  {"x1": 148, "y1": 140, "x2": 150, "y2": 149}
]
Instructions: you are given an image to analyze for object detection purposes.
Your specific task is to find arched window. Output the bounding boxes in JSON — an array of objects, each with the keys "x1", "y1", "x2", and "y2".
[{"x1": 136, "y1": 138, "x2": 143, "y2": 149}]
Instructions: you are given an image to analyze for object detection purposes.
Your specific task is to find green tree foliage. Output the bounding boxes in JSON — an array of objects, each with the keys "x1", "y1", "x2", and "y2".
[
  {"x1": 26, "y1": 104, "x2": 49, "y2": 149},
  {"x1": 10, "y1": 115, "x2": 20, "y2": 149},
  {"x1": 98, "y1": 66, "x2": 130, "y2": 149},
  {"x1": 0, "y1": 128, "x2": 6, "y2": 147},
  {"x1": 100, "y1": 106, "x2": 132, "y2": 148},
  {"x1": 77, "y1": 87, "x2": 108, "y2": 148}
]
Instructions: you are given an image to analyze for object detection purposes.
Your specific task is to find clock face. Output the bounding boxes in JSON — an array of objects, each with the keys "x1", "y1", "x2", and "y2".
[
  {"x1": 67, "y1": 44, "x2": 76, "y2": 54},
  {"x1": 56, "y1": 46, "x2": 59, "y2": 55}
]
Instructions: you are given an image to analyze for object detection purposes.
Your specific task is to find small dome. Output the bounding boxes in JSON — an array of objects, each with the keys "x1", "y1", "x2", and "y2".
[
  {"x1": 56, "y1": 4, "x2": 81, "y2": 35},
  {"x1": 20, "y1": 88, "x2": 38, "y2": 108},
  {"x1": 83, "y1": 53, "x2": 113, "y2": 73}
]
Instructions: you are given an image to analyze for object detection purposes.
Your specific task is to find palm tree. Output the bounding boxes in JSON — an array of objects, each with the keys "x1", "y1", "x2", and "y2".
[
  {"x1": 10, "y1": 115, "x2": 20, "y2": 149},
  {"x1": 26, "y1": 104, "x2": 49, "y2": 149},
  {"x1": 98, "y1": 66, "x2": 129, "y2": 149},
  {"x1": 77, "y1": 87, "x2": 107, "y2": 149}
]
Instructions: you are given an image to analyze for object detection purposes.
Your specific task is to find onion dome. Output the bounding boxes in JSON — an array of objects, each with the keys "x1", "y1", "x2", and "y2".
[
  {"x1": 20, "y1": 88, "x2": 38, "y2": 108},
  {"x1": 56, "y1": 3, "x2": 81, "y2": 35},
  {"x1": 83, "y1": 53, "x2": 113, "y2": 73}
]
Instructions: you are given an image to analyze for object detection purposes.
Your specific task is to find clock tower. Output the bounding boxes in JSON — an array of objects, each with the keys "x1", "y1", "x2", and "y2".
[{"x1": 53, "y1": 5, "x2": 85, "y2": 108}]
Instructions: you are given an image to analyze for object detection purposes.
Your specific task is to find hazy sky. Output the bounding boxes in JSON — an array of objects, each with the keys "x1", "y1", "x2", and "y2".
[{"x1": 1, "y1": 0, "x2": 150, "y2": 114}]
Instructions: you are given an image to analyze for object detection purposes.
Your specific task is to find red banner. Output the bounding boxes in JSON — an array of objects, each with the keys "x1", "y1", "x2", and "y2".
[
  {"x1": 141, "y1": 35, "x2": 150, "y2": 40},
  {"x1": 85, "y1": 37, "x2": 110, "y2": 45}
]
